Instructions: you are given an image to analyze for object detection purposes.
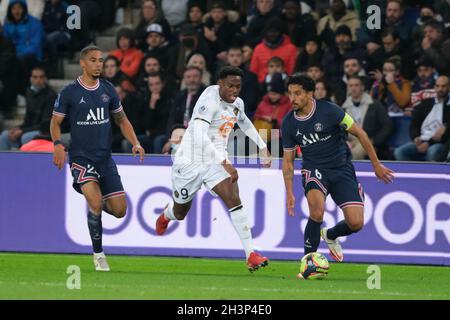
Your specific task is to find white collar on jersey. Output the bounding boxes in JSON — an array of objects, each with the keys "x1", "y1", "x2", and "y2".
[{"x1": 77, "y1": 77, "x2": 100, "y2": 91}]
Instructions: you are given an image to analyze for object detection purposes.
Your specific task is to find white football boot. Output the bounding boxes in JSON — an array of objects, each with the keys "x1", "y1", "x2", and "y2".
[
  {"x1": 321, "y1": 228, "x2": 344, "y2": 262},
  {"x1": 93, "y1": 252, "x2": 110, "y2": 271}
]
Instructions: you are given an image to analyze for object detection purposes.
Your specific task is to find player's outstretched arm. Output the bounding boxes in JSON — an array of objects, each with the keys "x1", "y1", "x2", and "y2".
[
  {"x1": 282, "y1": 149, "x2": 296, "y2": 216},
  {"x1": 347, "y1": 122, "x2": 395, "y2": 184},
  {"x1": 237, "y1": 115, "x2": 271, "y2": 167},
  {"x1": 113, "y1": 110, "x2": 145, "y2": 162},
  {"x1": 50, "y1": 115, "x2": 66, "y2": 170}
]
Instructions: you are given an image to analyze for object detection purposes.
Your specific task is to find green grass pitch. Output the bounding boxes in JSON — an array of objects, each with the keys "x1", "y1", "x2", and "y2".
[{"x1": 0, "y1": 253, "x2": 449, "y2": 300}]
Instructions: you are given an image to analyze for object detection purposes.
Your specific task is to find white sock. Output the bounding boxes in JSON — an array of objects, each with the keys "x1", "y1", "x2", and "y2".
[
  {"x1": 163, "y1": 201, "x2": 176, "y2": 220},
  {"x1": 229, "y1": 205, "x2": 254, "y2": 259}
]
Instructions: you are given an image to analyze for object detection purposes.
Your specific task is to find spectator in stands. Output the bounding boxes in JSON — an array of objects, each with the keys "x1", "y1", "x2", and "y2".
[
  {"x1": 370, "y1": 56, "x2": 412, "y2": 115},
  {"x1": 343, "y1": 75, "x2": 393, "y2": 160},
  {"x1": 314, "y1": 79, "x2": 332, "y2": 102},
  {"x1": 411, "y1": 4, "x2": 443, "y2": 48},
  {"x1": 253, "y1": 72, "x2": 291, "y2": 139},
  {"x1": 434, "y1": 0, "x2": 450, "y2": 35},
  {"x1": 68, "y1": 0, "x2": 101, "y2": 50},
  {"x1": 261, "y1": 56, "x2": 287, "y2": 95},
  {"x1": 135, "y1": 54, "x2": 161, "y2": 94},
  {"x1": 142, "y1": 72, "x2": 173, "y2": 154},
  {"x1": 161, "y1": 0, "x2": 189, "y2": 29},
  {"x1": 420, "y1": 20, "x2": 450, "y2": 77},
  {"x1": 181, "y1": 52, "x2": 211, "y2": 89},
  {"x1": 334, "y1": 55, "x2": 368, "y2": 106},
  {"x1": 186, "y1": 1, "x2": 205, "y2": 35},
  {"x1": 0, "y1": 0, "x2": 45, "y2": 24},
  {"x1": 166, "y1": 66, "x2": 206, "y2": 131},
  {"x1": 143, "y1": 23, "x2": 171, "y2": 71},
  {"x1": 411, "y1": 57, "x2": 437, "y2": 108},
  {"x1": 112, "y1": 85, "x2": 147, "y2": 154},
  {"x1": 102, "y1": 55, "x2": 136, "y2": 93},
  {"x1": 41, "y1": 0, "x2": 71, "y2": 77},
  {"x1": 357, "y1": 0, "x2": 412, "y2": 55},
  {"x1": 203, "y1": 1, "x2": 241, "y2": 67},
  {"x1": 0, "y1": 65, "x2": 56, "y2": 150},
  {"x1": 109, "y1": 27, "x2": 144, "y2": 80},
  {"x1": 321, "y1": 25, "x2": 364, "y2": 84},
  {"x1": 170, "y1": 23, "x2": 213, "y2": 80},
  {"x1": 367, "y1": 27, "x2": 415, "y2": 80},
  {"x1": 241, "y1": 41, "x2": 253, "y2": 69},
  {"x1": 394, "y1": 75, "x2": 450, "y2": 162},
  {"x1": 317, "y1": 0, "x2": 360, "y2": 48},
  {"x1": 135, "y1": 0, "x2": 172, "y2": 50},
  {"x1": 250, "y1": 17, "x2": 297, "y2": 83},
  {"x1": 281, "y1": 0, "x2": 316, "y2": 49},
  {"x1": 3, "y1": 0, "x2": 44, "y2": 95},
  {"x1": 294, "y1": 35, "x2": 323, "y2": 73},
  {"x1": 0, "y1": 21, "x2": 18, "y2": 119},
  {"x1": 244, "y1": 0, "x2": 280, "y2": 48},
  {"x1": 19, "y1": 119, "x2": 53, "y2": 152},
  {"x1": 306, "y1": 62, "x2": 325, "y2": 82},
  {"x1": 226, "y1": 45, "x2": 260, "y2": 118},
  {"x1": 161, "y1": 124, "x2": 186, "y2": 155}
]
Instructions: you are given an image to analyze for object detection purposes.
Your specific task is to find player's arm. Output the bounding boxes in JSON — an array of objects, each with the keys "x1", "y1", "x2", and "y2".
[
  {"x1": 112, "y1": 110, "x2": 145, "y2": 162},
  {"x1": 237, "y1": 115, "x2": 271, "y2": 167},
  {"x1": 282, "y1": 149, "x2": 296, "y2": 216},
  {"x1": 343, "y1": 113, "x2": 394, "y2": 184},
  {"x1": 50, "y1": 114, "x2": 66, "y2": 170}
]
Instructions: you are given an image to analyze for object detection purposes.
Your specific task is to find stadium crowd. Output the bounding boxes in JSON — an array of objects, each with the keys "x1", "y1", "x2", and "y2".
[{"x1": 0, "y1": 0, "x2": 449, "y2": 161}]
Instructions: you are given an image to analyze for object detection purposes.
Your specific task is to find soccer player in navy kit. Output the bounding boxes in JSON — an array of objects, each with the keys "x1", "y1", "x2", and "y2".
[
  {"x1": 50, "y1": 46, "x2": 145, "y2": 271},
  {"x1": 281, "y1": 75, "x2": 394, "y2": 270}
]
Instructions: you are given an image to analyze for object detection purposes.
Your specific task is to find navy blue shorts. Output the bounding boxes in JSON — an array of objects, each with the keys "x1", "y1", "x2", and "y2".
[
  {"x1": 69, "y1": 157, "x2": 125, "y2": 201},
  {"x1": 301, "y1": 162, "x2": 364, "y2": 210}
]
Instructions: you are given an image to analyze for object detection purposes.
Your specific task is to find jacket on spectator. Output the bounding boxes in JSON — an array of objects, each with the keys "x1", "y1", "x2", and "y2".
[
  {"x1": 282, "y1": 12, "x2": 316, "y2": 48},
  {"x1": 239, "y1": 66, "x2": 260, "y2": 118},
  {"x1": 245, "y1": 8, "x2": 280, "y2": 48},
  {"x1": 250, "y1": 35, "x2": 297, "y2": 83},
  {"x1": 3, "y1": 0, "x2": 44, "y2": 60},
  {"x1": 357, "y1": 18, "x2": 411, "y2": 48},
  {"x1": 166, "y1": 84, "x2": 206, "y2": 134},
  {"x1": 253, "y1": 94, "x2": 291, "y2": 129},
  {"x1": 317, "y1": 10, "x2": 360, "y2": 48},
  {"x1": 203, "y1": 15, "x2": 241, "y2": 55},
  {"x1": 21, "y1": 85, "x2": 57, "y2": 133},
  {"x1": 19, "y1": 135, "x2": 53, "y2": 152},
  {"x1": 142, "y1": 90, "x2": 173, "y2": 138},
  {"x1": 342, "y1": 94, "x2": 393, "y2": 157},
  {"x1": 409, "y1": 97, "x2": 450, "y2": 145},
  {"x1": 0, "y1": 32, "x2": 17, "y2": 112},
  {"x1": 422, "y1": 38, "x2": 450, "y2": 77},
  {"x1": 109, "y1": 48, "x2": 144, "y2": 80},
  {"x1": 371, "y1": 77, "x2": 412, "y2": 115},
  {"x1": 41, "y1": 0, "x2": 69, "y2": 33},
  {"x1": 321, "y1": 44, "x2": 365, "y2": 84}
]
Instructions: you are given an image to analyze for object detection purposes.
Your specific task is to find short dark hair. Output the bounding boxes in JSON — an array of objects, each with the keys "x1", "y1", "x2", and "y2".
[
  {"x1": 80, "y1": 45, "x2": 102, "y2": 59},
  {"x1": 268, "y1": 56, "x2": 284, "y2": 67},
  {"x1": 105, "y1": 55, "x2": 121, "y2": 67},
  {"x1": 347, "y1": 75, "x2": 365, "y2": 86},
  {"x1": 423, "y1": 20, "x2": 446, "y2": 34},
  {"x1": 286, "y1": 74, "x2": 315, "y2": 92},
  {"x1": 381, "y1": 26, "x2": 399, "y2": 40},
  {"x1": 148, "y1": 72, "x2": 163, "y2": 81},
  {"x1": 31, "y1": 65, "x2": 47, "y2": 75},
  {"x1": 218, "y1": 66, "x2": 243, "y2": 79}
]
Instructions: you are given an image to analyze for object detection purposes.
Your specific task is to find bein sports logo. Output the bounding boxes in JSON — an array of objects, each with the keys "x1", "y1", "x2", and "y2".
[
  {"x1": 77, "y1": 108, "x2": 109, "y2": 126},
  {"x1": 64, "y1": 165, "x2": 450, "y2": 257}
]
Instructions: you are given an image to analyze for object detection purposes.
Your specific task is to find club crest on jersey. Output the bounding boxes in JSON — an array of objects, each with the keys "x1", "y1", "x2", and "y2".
[
  {"x1": 101, "y1": 94, "x2": 110, "y2": 103},
  {"x1": 314, "y1": 123, "x2": 323, "y2": 132},
  {"x1": 233, "y1": 108, "x2": 239, "y2": 116}
]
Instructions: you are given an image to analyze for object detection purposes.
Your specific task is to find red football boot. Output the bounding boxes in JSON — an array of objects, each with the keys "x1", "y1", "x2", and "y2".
[{"x1": 247, "y1": 252, "x2": 269, "y2": 272}]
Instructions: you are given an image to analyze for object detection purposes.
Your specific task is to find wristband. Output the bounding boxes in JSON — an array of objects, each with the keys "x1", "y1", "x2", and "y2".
[{"x1": 53, "y1": 140, "x2": 63, "y2": 146}]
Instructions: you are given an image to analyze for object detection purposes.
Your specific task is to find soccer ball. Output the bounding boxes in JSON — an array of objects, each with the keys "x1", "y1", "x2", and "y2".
[{"x1": 297, "y1": 252, "x2": 329, "y2": 280}]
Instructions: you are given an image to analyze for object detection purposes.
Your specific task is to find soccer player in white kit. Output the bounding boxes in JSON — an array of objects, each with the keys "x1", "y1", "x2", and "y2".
[{"x1": 156, "y1": 66, "x2": 272, "y2": 272}]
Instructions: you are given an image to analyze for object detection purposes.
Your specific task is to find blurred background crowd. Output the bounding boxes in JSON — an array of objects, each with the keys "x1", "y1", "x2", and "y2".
[{"x1": 0, "y1": 0, "x2": 449, "y2": 162}]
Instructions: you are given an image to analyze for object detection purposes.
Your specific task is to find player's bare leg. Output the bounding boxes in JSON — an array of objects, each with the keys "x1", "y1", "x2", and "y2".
[
  {"x1": 156, "y1": 200, "x2": 193, "y2": 235},
  {"x1": 81, "y1": 182, "x2": 110, "y2": 271},
  {"x1": 322, "y1": 206, "x2": 363, "y2": 262},
  {"x1": 304, "y1": 189, "x2": 326, "y2": 255},
  {"x1": 103, "y1": 195, "x2": 127, "y2": 218},
  {"x1": 212, "y1": 178, "x2": 268, "y2": 272}
]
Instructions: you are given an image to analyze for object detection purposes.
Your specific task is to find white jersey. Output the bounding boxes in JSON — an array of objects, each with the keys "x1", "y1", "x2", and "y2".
[{"x1": 174, "y1": 85, "x2": 246, "y2": 164}]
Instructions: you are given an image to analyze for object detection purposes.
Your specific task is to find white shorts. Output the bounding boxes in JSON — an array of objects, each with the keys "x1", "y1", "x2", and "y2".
[{"x1": 171, "y1": 162, "x2": 231, "y2": 204}]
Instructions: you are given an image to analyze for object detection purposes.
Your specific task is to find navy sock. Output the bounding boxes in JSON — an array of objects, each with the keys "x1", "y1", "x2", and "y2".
[
  {"x1": 87, "y1": 211, "x2": 103, "y2": 253},
  {"x1": 327, "y1": 220, "x2": 354, "y2": 240},
  {"x1": 304, "y1": 218, "x2": 322, "y2": 254}
]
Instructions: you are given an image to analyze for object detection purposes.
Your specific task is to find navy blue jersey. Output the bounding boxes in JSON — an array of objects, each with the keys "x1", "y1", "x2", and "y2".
[
  {"x1": 281, "y1": 99, "x2": 352, "y2": 169},
  {"x1": 53, "y1": 77, "x2": 123, "y2": 162}
]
